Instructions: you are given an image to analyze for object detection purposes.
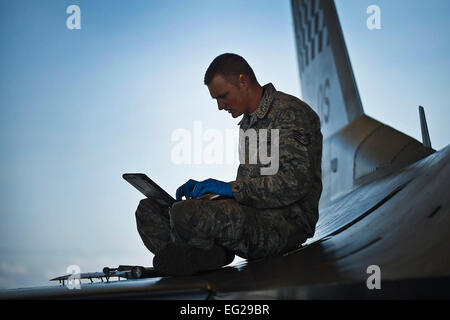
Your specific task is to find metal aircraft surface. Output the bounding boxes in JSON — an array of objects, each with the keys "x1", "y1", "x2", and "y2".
[{"x1": 1, "y1": 0, "x2": 449, "y2": 299}]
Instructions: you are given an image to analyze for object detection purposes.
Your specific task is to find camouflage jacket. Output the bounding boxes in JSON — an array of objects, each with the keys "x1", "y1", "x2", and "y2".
[{"x1": 229, "y1": 83, "x2": 323, "y2": 237}]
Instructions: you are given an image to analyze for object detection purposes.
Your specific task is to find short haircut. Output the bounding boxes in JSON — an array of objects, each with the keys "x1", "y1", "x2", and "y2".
[{"x1": 204, "y1": 53, "x2": 257, "y2": 86}]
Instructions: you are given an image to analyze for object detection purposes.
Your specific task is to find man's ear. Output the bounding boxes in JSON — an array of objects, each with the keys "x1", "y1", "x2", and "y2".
[{"x1": 238, "y1": 74, "x2": 249, "y2": 90}]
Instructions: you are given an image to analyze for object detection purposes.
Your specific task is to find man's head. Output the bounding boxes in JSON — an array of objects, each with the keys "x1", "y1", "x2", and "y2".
[{"x1": 204, "y1": 53, "x2": 261, "y2": 118}]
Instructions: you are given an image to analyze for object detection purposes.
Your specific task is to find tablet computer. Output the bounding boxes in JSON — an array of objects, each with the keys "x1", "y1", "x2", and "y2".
[{"x1": 122, "y1": 173, "x2": 176, "y2": 207}]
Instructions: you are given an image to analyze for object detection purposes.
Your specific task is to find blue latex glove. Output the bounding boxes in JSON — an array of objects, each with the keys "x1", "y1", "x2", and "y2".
[
  {"x1": 191, "y1": 178, "x2": 233, "y2": 199},
  {"x1": 176, "y1": 179, "x2": 198, "y2": 201}
]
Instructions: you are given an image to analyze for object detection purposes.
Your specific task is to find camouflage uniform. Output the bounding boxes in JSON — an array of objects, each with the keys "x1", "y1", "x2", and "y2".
[{"x1": 136, "y1": 83, "x2": 322, "y2": 260}]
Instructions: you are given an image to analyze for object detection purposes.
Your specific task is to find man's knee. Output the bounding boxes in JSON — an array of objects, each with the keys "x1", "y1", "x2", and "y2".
[
  {"x1": 135, "y1": 198, "x2": 164, "y2": 222},
  {"x1": 135, "y1": 199, "x2": 148, "y2": 219},
  {"x1": 135, "y1": 199, "x2": 143, "y2": 219}
]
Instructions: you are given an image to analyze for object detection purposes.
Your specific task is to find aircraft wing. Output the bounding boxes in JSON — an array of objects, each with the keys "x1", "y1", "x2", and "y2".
[{"x1": 1, "y1": 144, "x2": 449, "y2": 299}]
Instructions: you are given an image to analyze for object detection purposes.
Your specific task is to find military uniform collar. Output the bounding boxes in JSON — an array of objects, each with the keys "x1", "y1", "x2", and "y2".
[{"x1": 237, "y1": 83, "x2": 276, "y2": 127}]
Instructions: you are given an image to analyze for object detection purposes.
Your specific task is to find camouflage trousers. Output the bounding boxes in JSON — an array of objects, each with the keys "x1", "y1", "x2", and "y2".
[{"x1": 135, "y1": 198, "x2": 307, "y2": 260}]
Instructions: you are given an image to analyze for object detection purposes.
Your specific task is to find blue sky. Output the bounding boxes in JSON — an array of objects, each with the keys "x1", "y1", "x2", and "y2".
[{"x1": 0, "y1": 0, "x2": 449, "y2": 289}]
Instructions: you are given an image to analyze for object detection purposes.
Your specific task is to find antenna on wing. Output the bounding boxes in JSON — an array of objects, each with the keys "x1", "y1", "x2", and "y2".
[{"x1": 419, "y1": 106, "x2": 432, "y2": 148}]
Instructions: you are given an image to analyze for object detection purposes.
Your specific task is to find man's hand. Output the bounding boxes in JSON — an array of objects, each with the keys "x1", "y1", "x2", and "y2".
[
  {"x1": 176, "y1": 179, "x2": 198, "y2": 201},
  {"x1": 191, "y1": 179, "x2": 233, "y2": 199},
  {"x1": 176, "y1": 178, "x2": 233, "y2": 200}
]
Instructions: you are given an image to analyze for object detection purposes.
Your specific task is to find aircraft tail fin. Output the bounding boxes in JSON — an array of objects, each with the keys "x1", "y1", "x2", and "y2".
[{"x1": 291, "y1": 0, "x2": 364, "y2": 140}]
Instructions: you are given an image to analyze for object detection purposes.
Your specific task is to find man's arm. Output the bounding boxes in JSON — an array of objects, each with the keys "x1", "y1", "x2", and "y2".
[{"x1": 230, "y1": 109, "x2": 316, "y2": 209}]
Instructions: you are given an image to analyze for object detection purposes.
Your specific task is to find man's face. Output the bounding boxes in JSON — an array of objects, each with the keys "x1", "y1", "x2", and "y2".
[{"x1": 207, "y1": 74, "x2": 249, "y2": 118}]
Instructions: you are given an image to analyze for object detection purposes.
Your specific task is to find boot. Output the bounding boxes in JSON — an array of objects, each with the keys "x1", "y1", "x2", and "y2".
[{"x1": 153, "y1": 243, "x2": 234, "y2": 276}]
